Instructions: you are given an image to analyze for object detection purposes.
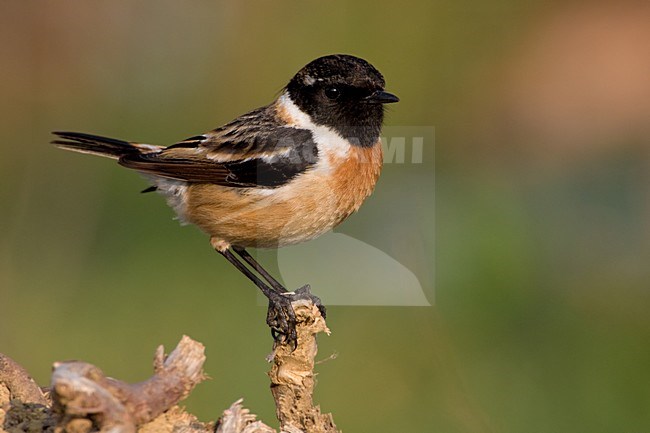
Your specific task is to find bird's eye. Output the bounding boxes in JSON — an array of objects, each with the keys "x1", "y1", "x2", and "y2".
[{"x1": 324, "y1": 86, "x2": 341, "y2": 100}]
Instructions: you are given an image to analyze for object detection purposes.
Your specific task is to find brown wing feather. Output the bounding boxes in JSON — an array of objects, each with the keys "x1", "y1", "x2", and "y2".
[
  {"x1": 165, "y1": 104, "x2": 300, "y2": 162},
  {"x1": 57, "y1": 103, "x2": 319, "y2": 188},
  {"x1": 119, "y1": 102, "x2": 319, "y2": 187},
  {"x1": 118, "y1": 154, "x2": 235, "y2": 183}
]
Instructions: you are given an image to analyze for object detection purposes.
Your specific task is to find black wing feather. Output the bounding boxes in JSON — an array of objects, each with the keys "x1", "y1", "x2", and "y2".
[{"x1": 119, "y1": 128, "x2": 318, "y2": 188}]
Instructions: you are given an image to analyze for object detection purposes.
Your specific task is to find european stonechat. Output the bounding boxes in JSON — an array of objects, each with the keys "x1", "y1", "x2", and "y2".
[{"x1": 53, "y1": 54, "x2": 399, "y2": 342}]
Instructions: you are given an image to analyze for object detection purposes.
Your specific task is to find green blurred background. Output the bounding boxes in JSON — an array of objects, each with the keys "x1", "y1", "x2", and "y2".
[{"x1": 2, "y1": 1, "x2": 650, "y2": 432}]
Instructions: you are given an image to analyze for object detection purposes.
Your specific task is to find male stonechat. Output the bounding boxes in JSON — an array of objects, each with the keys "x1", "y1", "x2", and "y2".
[{"x1": 53, "y1": 54, "x2": 399, "y2": 343}]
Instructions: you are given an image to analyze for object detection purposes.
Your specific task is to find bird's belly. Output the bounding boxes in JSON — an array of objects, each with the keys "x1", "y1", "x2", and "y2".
[{"x1": 181, "y1": 175, "x2": 340, "y2": 248}]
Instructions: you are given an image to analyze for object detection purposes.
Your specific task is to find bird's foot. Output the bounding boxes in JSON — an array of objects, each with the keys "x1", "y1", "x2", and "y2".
[{"x1": 266, "y1": 285, "x2": 326, "y2": 348}]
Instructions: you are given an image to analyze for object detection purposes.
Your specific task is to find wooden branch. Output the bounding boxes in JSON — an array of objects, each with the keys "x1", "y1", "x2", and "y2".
[
  {"x1": 268, "y1": 300, "x2": 340, "y2": 433},
  {"x1": 0, "y1": 298, "x2": 338, "y2": 433},
  {"x1": 50, "y1": 335, "x2": 207, "y2": 433}
]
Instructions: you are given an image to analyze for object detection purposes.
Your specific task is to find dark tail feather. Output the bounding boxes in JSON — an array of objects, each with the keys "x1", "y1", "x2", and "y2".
[
  {"x1": 52, "y1": 131, "x2": 141, "y2": 159},
  {"x1": 141, "y1": 185, "x2": 158, "y2": 193}
]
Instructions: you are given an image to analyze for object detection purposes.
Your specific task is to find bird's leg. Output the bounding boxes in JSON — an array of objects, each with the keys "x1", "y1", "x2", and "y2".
[
  {"x1": 232, "y1": 247, "x2": 327, "y2": 320},
  {"x1": 218, "y1": 248, "x2": 281, "y2": 297},
  {"x1": 217, "y1": 248, "x2": 298, "y2": 344},
  {"x1": 217, "y1": 247, "x2": 327, "y2": 346},
  {"x1": 231, "y1": 246, "x2": 287, "y2": 293}
]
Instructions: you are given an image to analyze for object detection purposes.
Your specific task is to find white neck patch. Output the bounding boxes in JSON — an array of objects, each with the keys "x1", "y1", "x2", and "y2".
[{"x1": 278, "y1": 92, "x2": 350, "y2": 159}]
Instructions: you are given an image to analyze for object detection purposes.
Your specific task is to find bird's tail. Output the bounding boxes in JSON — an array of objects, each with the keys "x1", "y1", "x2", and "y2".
[{"x1": 52, "y1": 131, "x2": 162, "y2": 160}]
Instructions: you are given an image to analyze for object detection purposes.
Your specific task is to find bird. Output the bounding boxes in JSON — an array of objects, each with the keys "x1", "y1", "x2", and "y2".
[{"x1": 52, "y1": 54, "x2": 399, "y2": 343}]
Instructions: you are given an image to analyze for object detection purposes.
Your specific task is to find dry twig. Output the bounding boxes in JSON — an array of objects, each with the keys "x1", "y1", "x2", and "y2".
[
  {"x1": 50, "y1": 335, "x2": 207, "y2": 433},
  {"x1": 0, "y1": 298, "x2": 337, "y2": 433}
]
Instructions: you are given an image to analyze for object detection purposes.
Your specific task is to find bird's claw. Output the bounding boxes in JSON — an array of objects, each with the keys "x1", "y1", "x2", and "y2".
[{"x1": 266, "y1": 284, "x2": 327, "y2": 349}]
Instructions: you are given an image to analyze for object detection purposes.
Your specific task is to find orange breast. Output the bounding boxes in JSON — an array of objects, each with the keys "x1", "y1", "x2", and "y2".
[{"x1": 328, "y1": 140, "x2": 383, "y2": 224}]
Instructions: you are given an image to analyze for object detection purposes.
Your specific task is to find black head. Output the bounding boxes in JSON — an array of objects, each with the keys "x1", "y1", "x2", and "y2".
[{"x1": 286, "y1": 54, "x2": 399, "y2": 147}]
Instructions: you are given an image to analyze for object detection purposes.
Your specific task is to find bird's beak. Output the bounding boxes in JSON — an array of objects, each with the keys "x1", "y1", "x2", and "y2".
[{"x1": 365, "y1": 90, "x2": 400, "y2": 104}]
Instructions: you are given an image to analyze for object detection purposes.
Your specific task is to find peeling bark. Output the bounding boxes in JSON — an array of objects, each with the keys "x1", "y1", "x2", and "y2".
[{"x1": 268, "y1": 301, "x2": 339, "y2": 433}]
